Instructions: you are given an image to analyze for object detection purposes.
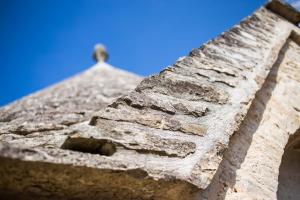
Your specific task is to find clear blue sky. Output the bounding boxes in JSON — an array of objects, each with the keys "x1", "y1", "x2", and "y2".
[{"x1": 0, "y1": 0, "x2": 269, "y2": 106}]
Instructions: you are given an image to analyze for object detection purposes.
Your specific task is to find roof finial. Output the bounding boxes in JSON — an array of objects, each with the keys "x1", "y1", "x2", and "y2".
[{"x1": 93, "y1": 44, "x2": 108, "y2": 62}]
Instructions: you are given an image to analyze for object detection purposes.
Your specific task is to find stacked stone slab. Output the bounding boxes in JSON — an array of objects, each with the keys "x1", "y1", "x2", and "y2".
[
  {"x1": 0, "y1": 0, "x2": 300, "y2": 199},
  {"x1": 199, "y1": 33, "x2": 300, "y2": 200}
]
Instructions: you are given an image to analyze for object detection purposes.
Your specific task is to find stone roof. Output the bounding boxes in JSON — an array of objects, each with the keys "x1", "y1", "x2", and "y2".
[
  {"x1": 0, "y1": 1, "x2": 300, "y2": 199},
  {"x1": 0, "y1": 62, "x2": 142, "y2": 133}
]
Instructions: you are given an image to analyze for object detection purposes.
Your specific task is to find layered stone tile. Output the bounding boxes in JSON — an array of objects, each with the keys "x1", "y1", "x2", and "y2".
[{"x1": 0, "y1": 1, "x2": 300, "y2": 199}]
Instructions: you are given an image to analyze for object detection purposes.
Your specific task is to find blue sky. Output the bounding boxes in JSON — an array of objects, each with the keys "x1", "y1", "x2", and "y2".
[
  {"x1": 0, "y1": 0, "x2": 291, "y2": 106},
  {"x1": 289, "y1": 0, "x2": 300, "y2": 9}
]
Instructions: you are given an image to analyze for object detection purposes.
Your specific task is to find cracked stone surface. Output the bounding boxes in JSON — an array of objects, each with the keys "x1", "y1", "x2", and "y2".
[{"x1": 0, "y1": 1, "x2": 300, "y2": 199}]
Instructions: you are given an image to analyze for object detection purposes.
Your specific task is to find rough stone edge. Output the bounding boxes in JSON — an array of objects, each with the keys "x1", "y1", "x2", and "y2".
[
  {"x1": 0, "y1": 156, "x2": 198, "y2": 200},
  {"x1": 266, "y1": 0, "x2": 300, "y2": 25},
  {"x1": 188, "y1": 11, "x2": 295, "y2": 189}
]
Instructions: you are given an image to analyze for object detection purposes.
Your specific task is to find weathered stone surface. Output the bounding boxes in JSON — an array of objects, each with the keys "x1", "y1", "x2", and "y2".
[
  {"x1": 77, "y1": 6, "x2": 299, "y2": 189},
  {"x1": 0, "y1": 154, "x2": 197, "y2": 200},
  {"x1": 266, "y1": 0, "x2": 300, "y2": 25},
  {"x1": 0, "y1": 62, "x2": 142, "y2": 135},
  {"x1": 0, "y1": 1, "x2": 300, "y2": 199},
  {"x1": 198, "y1": 37, "x2": 300, "y2": 200},
  {"x1": 277, "y1": 129, "x2": 300, "y2": 200}
]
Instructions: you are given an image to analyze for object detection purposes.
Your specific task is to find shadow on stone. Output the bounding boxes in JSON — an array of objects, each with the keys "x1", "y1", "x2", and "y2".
[
  {"x1": 277, "y1": 128, "x2": 300, "y2": 200},
  {"x1": 61, "y1": 137, "x2": 116, "y2": 156}
]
